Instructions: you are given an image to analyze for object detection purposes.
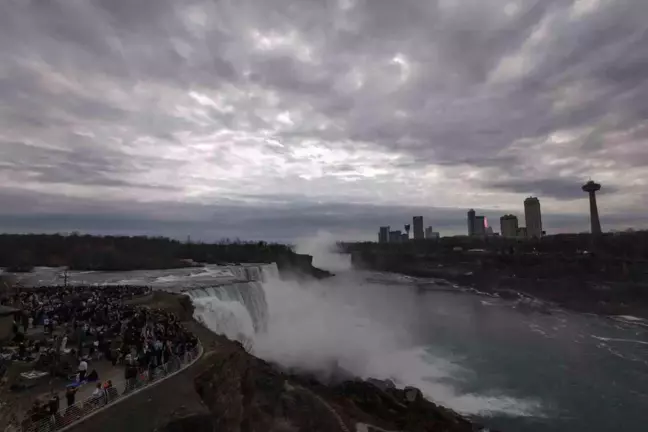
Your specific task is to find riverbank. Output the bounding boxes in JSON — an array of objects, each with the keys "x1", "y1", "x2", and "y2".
[
  {"x1": 352, "y1": 252, "x2": 648, "y2": 319},
  {"x1": 64, "y1": 290, "x2": 494, "y2": 432}
]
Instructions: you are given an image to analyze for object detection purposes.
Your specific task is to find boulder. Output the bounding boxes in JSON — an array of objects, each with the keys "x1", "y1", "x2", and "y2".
[{"x1": 403, "y1": 387, "x2": 422, "y2": 403}]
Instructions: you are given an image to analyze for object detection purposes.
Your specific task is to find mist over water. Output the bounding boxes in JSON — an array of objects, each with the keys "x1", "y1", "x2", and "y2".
[
  {"x1": 194, "y1": 234, "x2": 545, "y2": 422},
  {"x1": 17, "y1": 240, "x2": 648, "y2": 431},
  {"x1": 164, "y1": 234, "x2": 648, "y2": 431},
  {"x1": 252, "y1": 266, "x2": 544, "y2": 420},
  {"x1": 293, "y1": 230, "x2": 352, "y2": 272}
]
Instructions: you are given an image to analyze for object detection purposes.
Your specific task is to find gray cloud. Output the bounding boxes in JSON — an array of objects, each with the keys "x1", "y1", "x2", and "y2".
[
  {"x1": 488, "y1": 177, "x2": 619, "y2": 200},
  {"x1": 0, "y1": 0, "x2": 647, "y2": 239},
  {"x1": 0, "y1": 188, "x2": 641, "y2": 241}
]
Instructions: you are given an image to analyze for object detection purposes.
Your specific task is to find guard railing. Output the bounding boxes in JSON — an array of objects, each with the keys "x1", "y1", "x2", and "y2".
[{"x1": 21, "y1": 345, "x2": 201, "y2": 432}]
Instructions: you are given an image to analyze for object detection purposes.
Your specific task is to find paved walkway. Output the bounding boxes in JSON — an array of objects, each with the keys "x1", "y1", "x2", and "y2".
[
  {"x1": 66, "y1": 321, "x2": 218, "y2": 432},
  {"x1": 72, "y1": 365, "x2": 124, "y2": 402}
]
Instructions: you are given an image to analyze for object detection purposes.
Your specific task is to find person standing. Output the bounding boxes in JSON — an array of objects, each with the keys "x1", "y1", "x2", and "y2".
[
  {"x1": 77, "y1": 359, "x2": 88, "y2": 381},
  {"x1": 65, "y1": 386, "x2": 77, "y2": 407}
]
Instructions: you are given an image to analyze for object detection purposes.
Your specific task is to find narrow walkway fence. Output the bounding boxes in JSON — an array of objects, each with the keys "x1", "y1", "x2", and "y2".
[{"x1": 21, "y1": 345, "x2": 202, "y2": 432}]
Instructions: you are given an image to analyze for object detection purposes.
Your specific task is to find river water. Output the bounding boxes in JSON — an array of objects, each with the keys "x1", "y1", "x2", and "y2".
[{"x1": 16, "y1": 264, "x2": 648, "y2": 431}]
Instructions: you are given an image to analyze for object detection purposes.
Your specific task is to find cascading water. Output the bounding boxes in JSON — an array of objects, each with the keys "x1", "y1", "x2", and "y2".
[
  {"x1": 186, "y1": 261, "x2": 547, "y2": 423},
  {"x1": 187, "y1": 264, "x2": 275, "y2": 347}
]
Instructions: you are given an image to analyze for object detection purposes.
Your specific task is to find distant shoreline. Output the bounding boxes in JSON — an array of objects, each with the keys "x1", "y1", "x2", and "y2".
[
  {"x1": 349, "y1": 250, "x2": 648, "y2": 320},
  {"x1": 393, "y1": 265, "x2": 648, "y2": 320}
]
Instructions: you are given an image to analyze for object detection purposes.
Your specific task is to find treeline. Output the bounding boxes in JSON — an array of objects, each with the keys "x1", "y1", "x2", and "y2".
[
  {"x1": 0, "y1": 233, "x2": 296, "y2": 271},
  {"x1": 339, "y1": 231, "x2": 648, "y2": 260}
]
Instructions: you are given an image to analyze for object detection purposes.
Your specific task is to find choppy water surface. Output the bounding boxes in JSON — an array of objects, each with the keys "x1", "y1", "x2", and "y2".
[{"x1": 15, "y1": 265, "x2": 648, "y2": 431}]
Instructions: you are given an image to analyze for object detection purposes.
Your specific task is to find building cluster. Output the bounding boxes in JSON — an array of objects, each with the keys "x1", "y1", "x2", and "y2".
[
  {"x1": 378, "y1": 216, "x2": 439, "y2": 243},
  {"x1": 468, "y1": 196, "x2": 544, "y2": 239},
  {"x1": 377, "y1": 180, "x2": 604, "y2": 243}
]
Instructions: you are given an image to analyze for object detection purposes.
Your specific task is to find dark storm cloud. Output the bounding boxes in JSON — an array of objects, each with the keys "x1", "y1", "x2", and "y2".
[{"x1": 1, "y1": 0, "x2": 648, "y2": 238}]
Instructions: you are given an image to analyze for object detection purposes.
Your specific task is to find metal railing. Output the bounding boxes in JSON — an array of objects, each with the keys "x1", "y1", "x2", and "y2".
[{"x1": 21, "y1": 346, "x2": 202, "y2": 432}]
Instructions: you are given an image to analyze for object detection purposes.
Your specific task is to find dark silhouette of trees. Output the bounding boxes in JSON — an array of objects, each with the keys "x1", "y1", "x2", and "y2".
[
  {"x1": 338, "y1": 231, "x2": 648, "y2": 260},
  {"x1": 0, "y1": 234, "x2": 296, "y2": 271}
]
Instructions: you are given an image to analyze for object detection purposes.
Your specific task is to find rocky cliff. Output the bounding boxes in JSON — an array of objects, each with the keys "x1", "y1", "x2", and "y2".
[
  {"x1": 276, "y1": 253, "x2": 334, "y2": 280},
  {"x1": 162, "y1": 335, "x2": 493, "y2": 432},
  {"x1": 352, "y1": 249, "x2": 648, "y2": 318}
]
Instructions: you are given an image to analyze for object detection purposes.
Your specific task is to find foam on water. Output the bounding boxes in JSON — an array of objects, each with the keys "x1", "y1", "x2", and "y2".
[
  {"x1": 591, "y1": 336, "x2": 648, "y2": 346},
  {"x1": 188, "y1": 261, "x2": 543, "y2": 418},
  {"x1": 363, "y1": 346, "x2": 544, "y2": 417}
]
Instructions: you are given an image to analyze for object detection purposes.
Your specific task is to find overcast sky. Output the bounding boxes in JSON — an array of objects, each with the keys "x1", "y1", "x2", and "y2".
[{"x1": 1, "y1": 0, "x2": 647, "y2": 242}]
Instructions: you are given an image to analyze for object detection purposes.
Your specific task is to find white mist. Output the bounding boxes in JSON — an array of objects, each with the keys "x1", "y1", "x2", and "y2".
[{"x1": 192, "y1": 234, "x2": 542, "y2": 418}]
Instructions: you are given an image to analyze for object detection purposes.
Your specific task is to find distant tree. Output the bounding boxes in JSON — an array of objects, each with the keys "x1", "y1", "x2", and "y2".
[{"x1": 0, "y1": 233, "x2": 301, "y2": 271}]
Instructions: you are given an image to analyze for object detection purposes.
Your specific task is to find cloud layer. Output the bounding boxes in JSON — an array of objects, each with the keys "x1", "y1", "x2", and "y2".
[{"x1": 1, "y1": 0, "x2": 647, "y2": 240}]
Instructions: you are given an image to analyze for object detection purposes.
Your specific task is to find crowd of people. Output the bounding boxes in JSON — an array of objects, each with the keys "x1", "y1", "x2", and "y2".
[
  {"x1": 11, "y1": 285, "x2": 152, "y2": 337},
  {"x1": 0, "y1": 284, "x2": 200, "y2": 431},
  {"x1": 4, "y1": 285, "x2": 151, "y2": 366}
]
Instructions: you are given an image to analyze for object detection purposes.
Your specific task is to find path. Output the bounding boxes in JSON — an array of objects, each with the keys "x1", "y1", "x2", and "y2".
[{"x1": 66, "y1": 321, "x2": 218, "y2": 432}]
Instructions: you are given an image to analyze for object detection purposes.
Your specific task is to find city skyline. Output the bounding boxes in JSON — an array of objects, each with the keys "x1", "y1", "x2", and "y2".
[
  {"x1": 377, "y1": 184, "x2": 608, "y2": 243},
  {"x1": 1, "y1": 1, "x2": 647, "y2": 242}
]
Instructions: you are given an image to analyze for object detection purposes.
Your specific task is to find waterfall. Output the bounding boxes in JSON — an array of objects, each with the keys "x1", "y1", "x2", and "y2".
[{"x1": 187, "y1": 263, "x2": 278, "y2": 345}]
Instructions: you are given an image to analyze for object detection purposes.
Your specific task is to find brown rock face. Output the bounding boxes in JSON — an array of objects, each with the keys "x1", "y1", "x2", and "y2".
[
  {"x1": 189, "y1": 338, "x2": 495, "y2": 432},
  {"x1": 194, "y1": 342, "x2": 346, "y2": 432}
]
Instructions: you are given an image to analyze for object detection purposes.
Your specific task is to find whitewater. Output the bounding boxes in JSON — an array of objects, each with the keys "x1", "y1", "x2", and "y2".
[
  {"x1": 19, "y1": 247, "x2": 648, "y2": 432},
  {"x1": 185, "y1": 263, "x2": 545, "y2": 421},
  {"x1": 175, "y1": 256, "x2": 648, "y2": 432}
]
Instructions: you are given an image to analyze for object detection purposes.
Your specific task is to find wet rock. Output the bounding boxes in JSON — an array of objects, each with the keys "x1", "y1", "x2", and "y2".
[
  {"x1": 403, "y1": 386, "x2": 422, "y2": 403},
  {"x1": 174, "y1": 336, "x2": 499, "y2": 432},
  {"x1": 367, "y1": 378, "x2": 396, "y2": 392}
]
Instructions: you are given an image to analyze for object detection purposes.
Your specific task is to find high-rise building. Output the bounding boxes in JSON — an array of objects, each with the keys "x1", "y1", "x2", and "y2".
[
  {"x1": 517, "y1": 227, "x2": 528, "y2": 238},
  {"x1": 582, "y1": 180, "x2": 602, "y2": 235},
  {"x1": 389, "y1": 230, "x2": 402, "y2": 243},
  {"x1": 378, "y1": 226, "x2": 390, "y2": 243},
  {"x1": 401, "y1": 233, "x2": 409, "y2": 242},
  {"x1": 425, "y1": 227, "x2": 440, "y2": 240},
  {"x1": 467, "y1": 209, "x2": 476, "y2": 236},
  {"x1": 524, "y1": 197, "x2": 542, "y2": 239},
  {"x1": 425, "y1": 226, "x2": 433, "y2": 239},
  {"x1": 474, "y1": 216, "x2": 486, "y2": 236},
  {"x1": 413, "y1": 216, "x2": 424, "y2": 240},
  {"x1": 500, "y1": 215, "x2": 519, "y2": 238}
]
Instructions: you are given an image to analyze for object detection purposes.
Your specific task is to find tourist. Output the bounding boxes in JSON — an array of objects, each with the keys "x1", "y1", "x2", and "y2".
[
  {"x1": 77, "y1": 358, "x2": 88, "y2": 381},
  {"x1": 87, "y1": 368, "x2": 99, "y2": 382},
  {"x1": 9, "y1": 284, "x2": 200, "y2": 426},
  {"x1": 65, "y1": 386, "x2": 77, "y2": 407},
  {"x1": 92, "y1": 382, "x2": 105, "y2": 405},
  {"x1": 47, "y1": 393, "x2": 60, "y2": 417}
]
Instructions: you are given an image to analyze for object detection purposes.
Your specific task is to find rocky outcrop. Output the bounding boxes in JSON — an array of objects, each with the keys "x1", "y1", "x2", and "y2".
[
  {"x1": 276, "y1": 253, "x2": 334, "y2": 280},
  {"x1": 187, "y1": 337, "x2": 494, "y2": 432}
]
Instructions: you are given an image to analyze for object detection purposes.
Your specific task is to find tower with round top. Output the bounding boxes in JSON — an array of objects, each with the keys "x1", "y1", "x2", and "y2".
[{"x1": 582, "y1": 180, "x2": 602, "y2": 235}]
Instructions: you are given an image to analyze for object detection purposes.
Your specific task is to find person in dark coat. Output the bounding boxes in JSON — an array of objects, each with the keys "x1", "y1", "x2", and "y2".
[{"x1": 65, "y1": 386, "x2": 78, "y2": 407}]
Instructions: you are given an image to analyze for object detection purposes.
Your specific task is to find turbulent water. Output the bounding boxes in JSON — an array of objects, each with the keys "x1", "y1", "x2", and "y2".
[{"x1": 17, "y1": 262, "x2": 648, "y2": 432}]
